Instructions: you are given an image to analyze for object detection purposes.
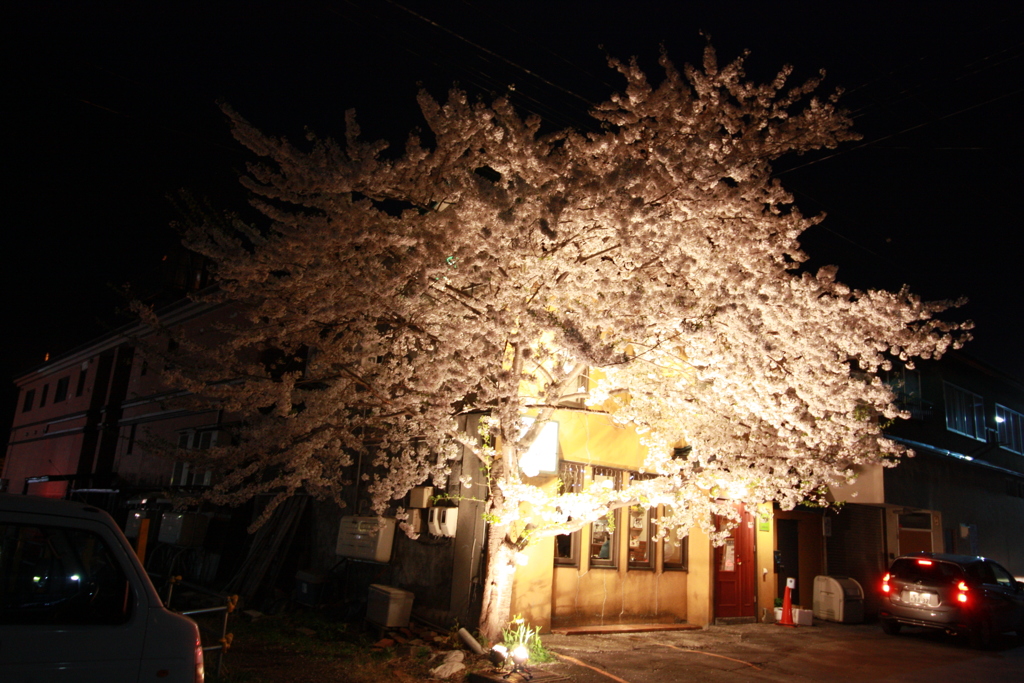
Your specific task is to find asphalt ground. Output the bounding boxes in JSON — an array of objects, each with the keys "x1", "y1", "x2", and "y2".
[{"x1": 528, "y1": 621, "x2": 1024, "y2": 683}]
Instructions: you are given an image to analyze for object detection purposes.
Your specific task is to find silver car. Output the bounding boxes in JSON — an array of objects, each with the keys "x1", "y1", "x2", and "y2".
[
  {"x1": 880, "y1": 552, "x2": 1024, "y2": 648},
  {"x1": 0, "y1": 495, "x2": 204, "y2": 682}
]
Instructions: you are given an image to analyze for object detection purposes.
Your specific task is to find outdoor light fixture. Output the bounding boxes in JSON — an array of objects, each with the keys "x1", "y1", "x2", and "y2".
[
  {"x1": 489, "y1": 643, "x2": 532, "y2": 680},
  {"x1": 507, "y1": 644, "x2": 532, "y2": 680},
  {"x1": 489, "y1": 644, "x2": 508, "y2": 667}
]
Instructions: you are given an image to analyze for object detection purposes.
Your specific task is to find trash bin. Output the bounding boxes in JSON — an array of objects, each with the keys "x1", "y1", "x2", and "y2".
[
  {"x1": 366, "y1": 584, "x2": 414, "y2": 628},
  {"x1": 812, "y1": 575, "x2": 864, "y2": 623},
  {"x1": 295, "y1": 570, "x2": 327, "y2": 607}
]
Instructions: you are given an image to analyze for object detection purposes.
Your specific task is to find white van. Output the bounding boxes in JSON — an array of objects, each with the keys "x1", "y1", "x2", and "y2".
[{"x1": 0, "y1": 495, "x2": 204, "y2": 682}]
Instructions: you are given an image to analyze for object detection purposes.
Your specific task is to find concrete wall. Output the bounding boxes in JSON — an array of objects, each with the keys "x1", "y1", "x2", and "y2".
[{"x1": 885, "y1": 452, "x2": 1024, "y2": 570}]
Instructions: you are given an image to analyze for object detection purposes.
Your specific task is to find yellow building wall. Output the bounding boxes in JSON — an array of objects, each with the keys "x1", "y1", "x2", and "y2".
[
  {"x1": 509, "y1": 538, "x2": 555, "y2": 632},
  {"x1": 683, "y1": 524, "x2": 713, "y2": 627},
  {"x1": 754, "y1": 503, "x2": 775, "y2": 622},
  {"x1": 510, "y1": 408, "x2": 702, "y2": 631}
]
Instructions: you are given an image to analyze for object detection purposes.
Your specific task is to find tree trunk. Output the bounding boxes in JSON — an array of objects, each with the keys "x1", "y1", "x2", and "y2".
[{"x1": 478, "y1": 521, "x2": 516, "y2": 644}]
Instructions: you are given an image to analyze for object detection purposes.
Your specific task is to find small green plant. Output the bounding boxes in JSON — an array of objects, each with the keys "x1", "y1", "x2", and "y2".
[{"x1": 501, "y1": 615, "x2": 554, "y2": 664}]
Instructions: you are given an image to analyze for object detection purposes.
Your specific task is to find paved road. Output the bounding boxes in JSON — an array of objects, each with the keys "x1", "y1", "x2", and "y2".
[{"x1": 538, "y1": 621, "x2": 1024, "y2": 682}]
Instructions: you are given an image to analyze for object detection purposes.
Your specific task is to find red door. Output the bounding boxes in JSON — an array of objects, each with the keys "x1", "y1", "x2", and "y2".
[{"x1": 714, "y1": 503, "x2": 756, "y2": 620}]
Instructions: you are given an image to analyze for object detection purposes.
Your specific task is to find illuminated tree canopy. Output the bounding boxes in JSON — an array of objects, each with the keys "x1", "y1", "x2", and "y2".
[{"x1": 142, "y1": 47, "x2": 969, "y2": 639}]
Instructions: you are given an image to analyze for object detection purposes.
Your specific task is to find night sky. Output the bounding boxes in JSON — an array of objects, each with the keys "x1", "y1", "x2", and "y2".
[{"x1": 4, "y1": 1, "x2": 1023, "y2": 434}]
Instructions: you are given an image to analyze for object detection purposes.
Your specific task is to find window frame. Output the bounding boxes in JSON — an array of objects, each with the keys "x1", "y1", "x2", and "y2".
[
  {"x1": 172, "y1": 429, "x2": 218, "y2": 487},
  {"x1": 588, "y1": 467, "x2": 621, "y2": 569},
  {"x1": 21, "y1": 388, "x2": 35, "y2": 413},
  {"x1": 944, "y1": 382, "x2": 986, "y2": 441},
  {"x1": 54, "y1": 376, "x2": 70, "y2": 403},
  {"x1": 995, "y1": 404, "x2": 1024, "y2": 455},
  {"x1": 553, "y1": 461, "x2": 585, "y2": 567},
  {"x1": 552, "y1": 462, "x2": 585, "y2": 569},
  {"x1": 626, "y1": 471, "x2": 655, "y2": 569},
  {"x1": 661, "y1": 507, "x2": 689, "y2": 571}
]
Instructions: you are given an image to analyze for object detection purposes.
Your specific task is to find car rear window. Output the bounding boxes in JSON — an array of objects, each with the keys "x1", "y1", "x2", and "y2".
[
  {"x1": 889, "y1": 558, "x2": 964, "y2": 584},
  {"x1": 0, "y1": 523, "x2": 133, "y2": 625}
]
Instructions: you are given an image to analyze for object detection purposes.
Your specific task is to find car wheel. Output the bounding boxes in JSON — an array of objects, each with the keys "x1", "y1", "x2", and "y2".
[
  {"x1": 969, "y1": 617, "x2": 993, "y2": 650},
  {"x1": 881, "y1": 619, "x2": 901, "y2": 636}
]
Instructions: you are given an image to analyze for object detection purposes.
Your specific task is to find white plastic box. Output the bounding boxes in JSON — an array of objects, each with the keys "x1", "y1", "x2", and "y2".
[
  {"x1": 366, "y1": 584, "x2": 414, "y2": 628},
  {"x1": 793, "y1": 608, "x2": 814, "y2": 626},
  {"x1": 408, "y1": 486, "x2": 433, "y2": 508},
  {"x1": 773, "y1": 607, "x2": 815, "y2": 625},
  {"x1": 428, "y1": 507, "x2": 459, "y2": 536}
]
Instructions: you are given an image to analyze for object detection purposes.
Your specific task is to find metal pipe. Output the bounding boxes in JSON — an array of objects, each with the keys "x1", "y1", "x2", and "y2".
[{"x1": 181, "y1": 605, "x2": 228, "y2": 616}]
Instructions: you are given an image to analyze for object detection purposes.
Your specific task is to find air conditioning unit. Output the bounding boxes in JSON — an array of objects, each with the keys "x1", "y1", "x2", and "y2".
[{"x1": 335, "y1": 516, "x2": 396, "y2": 562}]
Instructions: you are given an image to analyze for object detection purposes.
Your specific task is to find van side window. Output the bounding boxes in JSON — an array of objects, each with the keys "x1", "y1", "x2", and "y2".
[{"x1": 0, "y1": 524, "x2": 133, "y2": 625}]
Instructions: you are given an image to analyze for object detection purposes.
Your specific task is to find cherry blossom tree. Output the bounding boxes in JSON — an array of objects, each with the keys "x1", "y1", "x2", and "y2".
[{"x1": 145, "y1": 47, "x2": 969, "y2": 640}]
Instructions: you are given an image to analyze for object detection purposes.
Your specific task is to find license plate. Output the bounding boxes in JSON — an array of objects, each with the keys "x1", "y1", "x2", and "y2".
[{"x1": 905, "y1": 590, "x2": 934, "y2": 606}]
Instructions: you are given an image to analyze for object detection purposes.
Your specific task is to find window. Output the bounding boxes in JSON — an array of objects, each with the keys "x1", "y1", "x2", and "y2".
[
  {"x1": 554, "y1": 462, "x2": 584, "y2": 567},
  {"x1": 627, "y1": 472, "x2": 654, "y2": 568},
  {"x1": 38, "y1": 384, "x2": 49, "y2": 408},
  {"x1": 662, "y1": 508, "x2": 689, "y2": 571},
  {"x1": 988, "y1": 561, "x2": 1016, "y2": 588},
  {"x1": 589, "y1": 467, "x2": 620, "y2": 568},
  {"x1": 885, "y1": 366, "x2": 924, "y2": 417},
  {"x1": 21, "y1": 389, "x2": 35, "y2": 413},
  {"x1": 54, "y1": 376, "x2": 70, "y2": 403},
  {"x1": 944, "y1": 383, "x2": 985, "y2": 441},
  {"x1": 172, "y1": 430, "x2": 218, "y2": 487},
  {"x1": 75, "y1": 368, "x2": 88, "y2": 397},
  {"x1": 560, "y1": 370, "x2": 590, "y2": 407},
  {"x1": 892, "y1": 558, "x2": 964, "y2": 584},
  {"x1": 125, "y1": 424, "x2": 137, "y2": 455},
  {"x1": 0, "y1": 523, "x2": 133, "y2": 625},
  {"x1": 995, "y1": 404, "x2": 1024, "y2": 455}
]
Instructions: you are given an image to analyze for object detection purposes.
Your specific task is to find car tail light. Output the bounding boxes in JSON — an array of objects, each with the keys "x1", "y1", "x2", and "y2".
[
  {"x1": 916, "y1": 559, "x2": 933, "y2": 566},
  {"x1": 195, "y1": 635, "x2": 205, "y2": 683},
  {"x1": 956, "y1": 580, "x2": 969, "y2": 604},
  {"x1": 882, "y1": 573, "x2": 891, "y2": 593}
]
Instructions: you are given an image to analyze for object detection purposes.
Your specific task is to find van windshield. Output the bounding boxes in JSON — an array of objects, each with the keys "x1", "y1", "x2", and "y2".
[{"x1": 0, "y1": 523, "x2": 133, "y2": 625}]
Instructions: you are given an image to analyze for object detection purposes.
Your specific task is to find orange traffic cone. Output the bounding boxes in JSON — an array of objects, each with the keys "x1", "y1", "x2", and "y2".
[{"x1": 777, "y1": 577, "x2": 796, "y2": 627}]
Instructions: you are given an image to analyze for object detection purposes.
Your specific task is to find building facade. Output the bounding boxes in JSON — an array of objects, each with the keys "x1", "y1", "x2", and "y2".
[{"x1": 8, "y1": 294, "x2": 1020, "y2": 631}]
